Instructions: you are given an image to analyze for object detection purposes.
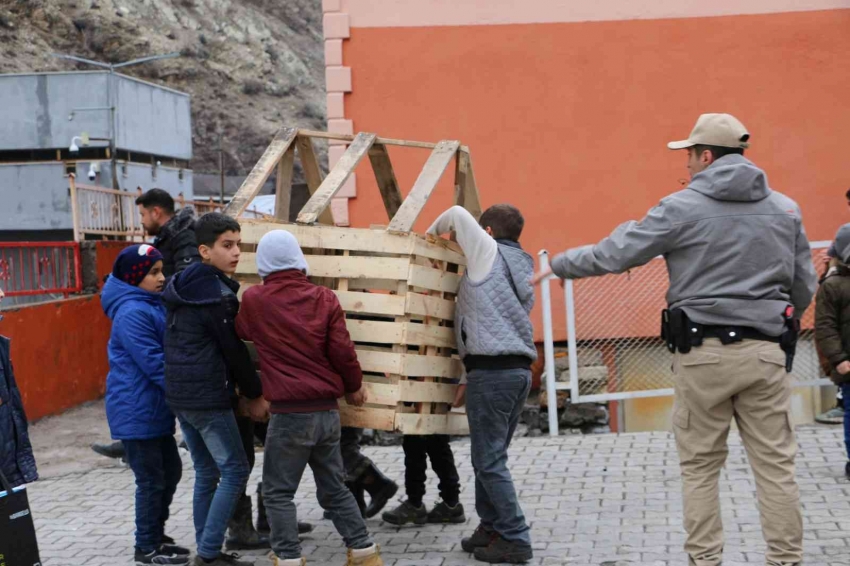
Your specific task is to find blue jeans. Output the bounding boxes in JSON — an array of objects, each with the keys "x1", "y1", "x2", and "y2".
[
  {"x1": 263, "y1": 411, "x2": 371, "y2": 559},
  {"x1": 176, "y1": 409, "x2": 250, "y2": 560},
  {"x1": 843, "y1": 384, "x2": 850, "y2": 461},
  {"x1": 466, "y1": 368, "x2": 532, "y2": 547},
  {"x1": 123, "y1": 436, "x2": 183, "y2": 552}
]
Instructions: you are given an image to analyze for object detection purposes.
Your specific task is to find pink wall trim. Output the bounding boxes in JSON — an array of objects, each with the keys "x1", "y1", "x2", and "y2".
[
  {"x1": 323, "y1": 0, "x2": 356, "y2": 225},
  {"x1": 341, "y1": 0, "x2": 850, "y2": 28}
]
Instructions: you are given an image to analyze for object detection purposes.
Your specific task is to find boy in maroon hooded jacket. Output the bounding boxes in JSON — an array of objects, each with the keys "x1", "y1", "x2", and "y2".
[{"x1": 235, "y1": 230, "x2": 382, "y2": 566}]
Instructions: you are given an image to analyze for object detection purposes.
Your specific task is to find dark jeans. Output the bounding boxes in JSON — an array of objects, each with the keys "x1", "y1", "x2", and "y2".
[
  {"x1": 340, "y1": 426, "x2": 373, "y2": 482},
  {"x1": 176, "y1": 409, "x2": 250, "y2": 559},
  {"x1": 403, "y1": 434, "x2": 460, "y2": 506},
  {"x1": 123, "y1": 436, "x2": 183, "y2": 552},
  {"x1": 263, "y1": 411, "x2": 371, "y2": 559},
  {"x1": 466, "y1": 368, "x2": 532, "y2": 547},
  {"x1": 843, "y1": 384, "x2": 850, "y2": 461}
]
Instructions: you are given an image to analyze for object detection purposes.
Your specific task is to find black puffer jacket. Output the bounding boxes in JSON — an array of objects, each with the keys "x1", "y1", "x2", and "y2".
[
  {"x1": 0, "y1": 335, "x2": 38, "y2": 488},
  {"x1": 162, "y1": 263, "x2": 262, "y2": 411},
  {"x1": 154, "y1": 207, "x2": 201, "y2": 278}
]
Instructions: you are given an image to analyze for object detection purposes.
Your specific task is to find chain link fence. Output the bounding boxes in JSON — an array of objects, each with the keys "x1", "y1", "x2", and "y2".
[{"x1": 541, "y1": 243, "x2": 830, "y2": 406}]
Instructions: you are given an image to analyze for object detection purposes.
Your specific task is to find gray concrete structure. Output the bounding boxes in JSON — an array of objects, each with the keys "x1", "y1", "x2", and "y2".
[{"x1": 0, "y1": 71, "x2": 193, "y2": 235}]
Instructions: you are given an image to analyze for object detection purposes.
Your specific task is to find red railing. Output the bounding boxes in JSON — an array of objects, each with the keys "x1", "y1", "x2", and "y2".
[{"x1": 0, "y1": 242, "x2": 83, "y2": 297}]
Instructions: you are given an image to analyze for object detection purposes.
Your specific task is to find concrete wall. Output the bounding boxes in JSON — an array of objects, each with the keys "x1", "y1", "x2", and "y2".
[
  {"x1": 0, "y1": 162, "x2": 71, "y2": 230},
  {"x1": 99, "y1": 161, "x2": 194, "y2": 200},
  {"x1": 0, "y1": 71, "x2": 191, "y2": 159},
  {"x1": 0, "y1": 72, "x2": 110, "y2": 152}
]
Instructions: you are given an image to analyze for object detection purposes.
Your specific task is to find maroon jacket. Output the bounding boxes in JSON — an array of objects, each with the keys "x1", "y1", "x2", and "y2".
[{"x1": 235, "y1": 270, "x2": 363, "y2": 413}]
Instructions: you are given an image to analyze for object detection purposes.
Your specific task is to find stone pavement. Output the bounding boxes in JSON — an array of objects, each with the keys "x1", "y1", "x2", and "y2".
[{"x1": 26, "y1": 426, "x2": 850, "y2": 566}]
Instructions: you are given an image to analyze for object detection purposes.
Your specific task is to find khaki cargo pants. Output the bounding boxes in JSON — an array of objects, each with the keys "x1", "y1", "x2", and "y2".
[{"x1": 672, "y1": 338, "x2": 802, "y2": 566}]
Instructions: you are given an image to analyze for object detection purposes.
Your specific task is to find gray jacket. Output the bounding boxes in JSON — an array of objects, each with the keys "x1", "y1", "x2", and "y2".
[
  {"x1": 456, "y1": 242, "x2": 538, "y2": 362},
  {"x1": 551, "y1": 154, "x2": 817, "y2": 337}
]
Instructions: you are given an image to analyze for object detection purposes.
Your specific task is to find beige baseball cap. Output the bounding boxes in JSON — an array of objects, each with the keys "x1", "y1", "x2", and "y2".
[{"x1": 667, "y1": 113, "x2": 750, "y2": 150}]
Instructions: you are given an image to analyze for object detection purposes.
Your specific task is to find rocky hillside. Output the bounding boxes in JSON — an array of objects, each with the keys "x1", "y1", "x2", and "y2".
[{"x1": 0, "y1": 0, "x2": 327, "y2": 178}]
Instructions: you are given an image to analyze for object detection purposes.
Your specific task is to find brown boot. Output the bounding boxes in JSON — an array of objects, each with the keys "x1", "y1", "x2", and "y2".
[{"x1": 345, "y1": 544, "x2": 383, "y2": 566}]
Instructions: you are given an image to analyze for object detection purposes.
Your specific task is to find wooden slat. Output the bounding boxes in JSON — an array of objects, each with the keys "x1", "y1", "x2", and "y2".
[
  {"x1": 360, "y1": 381, "x2": 400, "y2": 406},
  {"x1": 225, "y1": 127, "x2": 297, "y2": 218},
  {"x1": 395, "y1": 412, "x2": 469, "y2": 435},
  {"x1": 405, "y1": 292, "x2": 456, "y2": 321},
  {"x1": 297, "y1": 132, "x2": 377, "y2": 224},
  {"x1": 336, "y1": 291, "x2": 406, "y2": 317},
  {"x1": 403, "y1": 322, "x2": 456, "y2": 349},
  {"x1": 339, "y1": 404, "x2": 396, "y2": 430},
  {"x1": 345, "y1": 319, "x2": 456, "y2": 348},
  {"x1": 407, "y1": 264, "x2": 462, "y2": 294},
  {"x1": 274, "y1": 145, "x2": 295, "y2": 221},
  {"x1": 296, "y1": 135, "x2": 334, "y2": 226},
  {"x1": 236, "y1": 252, "x2": 410, "y2": 280},
  {"x1": 454, "y1": 148, "x2": 483, "y2": 220},
  {"x1": 387, "y1": 140, "x2": 460, "y2": 233},
  {"x1": 354, "y1": 349, "x2": 462, "y2": 378},
  {"x1": 368, "y1": 143, "x2": 403, "y2": 221},
  {"x1": 411, "y1": 236, "x2": 467, "y2": 266},
  {"x1": 399, "y1": 380, "x2": 458, "y2": 404}
]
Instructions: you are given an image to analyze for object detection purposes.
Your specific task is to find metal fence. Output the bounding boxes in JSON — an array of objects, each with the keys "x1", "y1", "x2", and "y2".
[
  {"x1": 538, "y1": 243, "x2": 830, "y2": 434},
  {"x1": 68, "y1": 174, "x2": 267, "y2": 241},
  {"x1": 0, "y1": 242, "x2": 82, "y2": 299}
]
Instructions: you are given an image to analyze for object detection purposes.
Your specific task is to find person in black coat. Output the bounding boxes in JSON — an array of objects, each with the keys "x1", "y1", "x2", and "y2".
[{"x1": 0, "y1": 288, "x2": 38, "y2": 488}]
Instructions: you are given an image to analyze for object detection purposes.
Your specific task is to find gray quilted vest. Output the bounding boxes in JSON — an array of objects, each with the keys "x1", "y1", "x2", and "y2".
[{"x1": 455, "y1": 242, "x2": 537, "y2": 361}]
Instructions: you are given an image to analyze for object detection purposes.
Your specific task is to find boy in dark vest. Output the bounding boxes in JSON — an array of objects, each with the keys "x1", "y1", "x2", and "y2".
[{"x1": 427, "y1": 205, "x2": 536, "y2": 564}]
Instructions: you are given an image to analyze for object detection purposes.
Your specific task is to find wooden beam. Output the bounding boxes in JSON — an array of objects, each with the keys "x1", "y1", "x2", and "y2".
[
  {"x1": 368, "y1": 143, "x2": 403, "y2": 221},
  {"x1": 274, "y1": 145, "x2": 295, "y2": 221},
  {"x1": 354, "y1": 349, "x2": 463, "y2": 378},
  {"x1": 297, "y1": 132, "x2": 377, "y2": 225},
  {"x1": 336, "y1": 290, "x2": 407, "y2": 317},
  {"x1": 407, "y1": 264, "x2": 462, "y2": 294},
  {"x1": 297, "y1": 129, "x2": 471, "y2": 151},
  {"x1": 387, "y1": 140, "x2": 460, "y2": 234},
  {"x1": 339, "y1": 404, "x2": 396, "y2": 430},
  {"x1": 454, "y1": 148, "x2": 483, "y2": 220},
  {"x1": 405, "y1": 292, "x2": 456, "y2": 321},
  {"x1": 345, "y1": 319, "x2": 456, "y2": 348},
  {"x1": 225, "y1": 127, "x2": 297, "y2": 218},
  {"x1": 295, "y1": 135, "x2": 334, "y2": 226},
  {"x1": 395, "y1": 412, "x2": 469, "y2": 435},
  {"x1": 237, "y1": 252, "x2": 410, "y2": 280}
]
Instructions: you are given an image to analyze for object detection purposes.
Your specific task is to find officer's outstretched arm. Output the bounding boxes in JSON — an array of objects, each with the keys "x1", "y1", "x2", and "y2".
[
  {"x1": 790, "y1": 220, "x2": 817, "y2": 315},
  {"x1": 550, "y1": 202, "x2": 674, "y2": 280}
]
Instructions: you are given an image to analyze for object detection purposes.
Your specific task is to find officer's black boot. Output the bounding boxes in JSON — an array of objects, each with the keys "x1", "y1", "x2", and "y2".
[
  {"x1": 323, "y1": 479, "x2": 366, "y2": 520},
  {"x1": 225, "y1": 494, "x2": 270, "y2": 550},
  {"x1": 362, "y1": 463, "x2": 398, "y2": 518}
]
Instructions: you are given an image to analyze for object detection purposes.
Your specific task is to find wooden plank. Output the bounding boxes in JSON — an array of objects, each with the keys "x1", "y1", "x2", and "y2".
[
  {"x1": 408, "y1": 264, "x2": 462, "y2": 294},
  {"x1": 240, "y1": 221, "x2": 413, "y2": 252},
  {"x1": 225, "y1": 127, "x2": 297, "y2": 218},
  {"x1": 411, "y1": 235, "x2": 467, "y2": 266},
  {"x1": 345, "y1": 319, "x2": 456, "y2": 348},
  {"x1": 297, "y1": 132, "x2": 377, "y2": 224},
  {"x1": 454, "y1": 148, "x2": 483, "y2": 220},
  {"x1": 395, "y1": 412, "x2": 469, "y2": 435},
  {"x1": 368, "y1": 143, "x2": 403, "y2": 221},
  {"x1": 405, "y1": 292, "x2": 456, "y2": 321},
  {"x1": 339, "y1": 404, "x2": 396, "y2": 430},
  {"x1": 274, "y1": 145, "x2": 295, "y2": 221},
  {"x1": 387, "y1": 140, "x2": 460, "y2": 234},
  {"x1": 354, "y1": 350, "x2": 462, "y2": 378},
  {"x1": 295, "y1": 135, "x2": 335, "y2": 226},
  {"x1": 336, "y1": 291, "x2": 406, "y2": 317},
  {"x1": 236, "y1": 252, "x2": 410, "y2": 280},
  {"x1": 297, "y1": 129, "x2": 465, "y2": 151},
  {"x1": 399, "y1": 381, "x2": 458, "y2": 404},
  {"x1": 360, "y1": 381, "x2": 400, "y2": 406}
]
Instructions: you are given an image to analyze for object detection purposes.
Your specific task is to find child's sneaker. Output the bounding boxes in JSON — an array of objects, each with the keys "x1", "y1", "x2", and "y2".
[
  {"x1": 381, "y1": 500, "x2": 427, "y2": 525},
  {"x1": 159, "y1": 543, "x2": 191, "y2": 557},
  {"x1": 426, "y1": 501, "x2": 465, "y2": 524},
  {"x1": 135, "y1": 547, "x2": 190, "y2": 565},
  {"x1": 346, "y1": 544, "x2": 383, "y2": 566}
]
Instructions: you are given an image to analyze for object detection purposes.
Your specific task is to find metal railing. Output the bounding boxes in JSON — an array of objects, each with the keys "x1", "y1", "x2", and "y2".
[
  {"x1": 0, "y1": 242, "x2": 82, "y2": 298},
  {"x1": 539, "y1": 243, "x2": 830, "y2": 436},
  {"x1": 68, "y1": 174, "x2": 268, "y2": 241}
]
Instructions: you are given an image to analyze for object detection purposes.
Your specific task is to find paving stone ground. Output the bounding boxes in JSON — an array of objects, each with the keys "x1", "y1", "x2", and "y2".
[{"x1": 26, "y1": 426, "x2": 850, "y2": 566}]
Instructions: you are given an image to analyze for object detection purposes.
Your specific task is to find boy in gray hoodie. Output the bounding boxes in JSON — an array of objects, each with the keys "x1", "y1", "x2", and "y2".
[{"x1": 427, "y1": 204, "x2": 537, "y2": 564}]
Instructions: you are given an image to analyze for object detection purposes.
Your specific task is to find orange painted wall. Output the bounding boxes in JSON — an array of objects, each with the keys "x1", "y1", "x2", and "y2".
[
  {"x1": 0, "y1": 295, "x2": 110, "y2": 421},
  {"x1": 343, "y1": 9, "x2": 850, "y2": 339}
]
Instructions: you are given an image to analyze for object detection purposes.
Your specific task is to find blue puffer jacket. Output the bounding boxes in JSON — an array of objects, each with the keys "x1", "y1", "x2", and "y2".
[
  {"x1": 0, "y1": 335, "x2": 38, "y2": 488},
  {"x1": 101, "y1": 276, "x2": 175, "y2": 440}
]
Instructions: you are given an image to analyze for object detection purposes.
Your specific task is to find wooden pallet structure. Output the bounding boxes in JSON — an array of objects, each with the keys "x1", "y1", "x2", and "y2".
[{"x1": 225, "y1": 128, "x2": 482, "y2": 435}]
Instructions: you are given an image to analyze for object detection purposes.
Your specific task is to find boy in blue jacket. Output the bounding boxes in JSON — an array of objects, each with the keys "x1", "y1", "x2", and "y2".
[{"x1": 102, "y1": 244, "x2": 190, "y2": 565}]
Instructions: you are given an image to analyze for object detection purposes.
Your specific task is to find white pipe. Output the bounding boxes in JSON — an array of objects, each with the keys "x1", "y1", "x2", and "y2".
[
  {"x1": 565, "y1": 279, "x2": 580, "y2": 404},
  {"x1": 538, "y1": 250, "x2": 559, "y2": 437}
]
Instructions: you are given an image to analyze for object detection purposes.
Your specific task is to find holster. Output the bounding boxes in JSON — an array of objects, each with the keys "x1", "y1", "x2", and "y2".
[{"x1": 661, "y1": 308, "x2": 703, "y2": 354}]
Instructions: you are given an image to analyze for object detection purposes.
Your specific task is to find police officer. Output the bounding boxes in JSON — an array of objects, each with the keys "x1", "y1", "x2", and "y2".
[{"x1": 534, "y1": 113, "x2": 817, "y2": 566}]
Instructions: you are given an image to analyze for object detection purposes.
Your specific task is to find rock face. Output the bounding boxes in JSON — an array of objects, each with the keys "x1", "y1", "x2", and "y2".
[{"x1": 0, "y1": 0, "x2": 327, "y2": 178}]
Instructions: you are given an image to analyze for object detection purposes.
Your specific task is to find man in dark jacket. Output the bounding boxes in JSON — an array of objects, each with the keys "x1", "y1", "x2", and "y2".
[
  {"x1": 814, "y1": 223, "x2": 850, "y2": 480},
  {"x1": 0, "y1": 289, "x2": 38, "y2": 488},
  {"x1": 163, "y1": 213, "x2": 265, "y2": 566},
  {"x1": 137, "y1": 188, "x2": 202, "y2": 278}
]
